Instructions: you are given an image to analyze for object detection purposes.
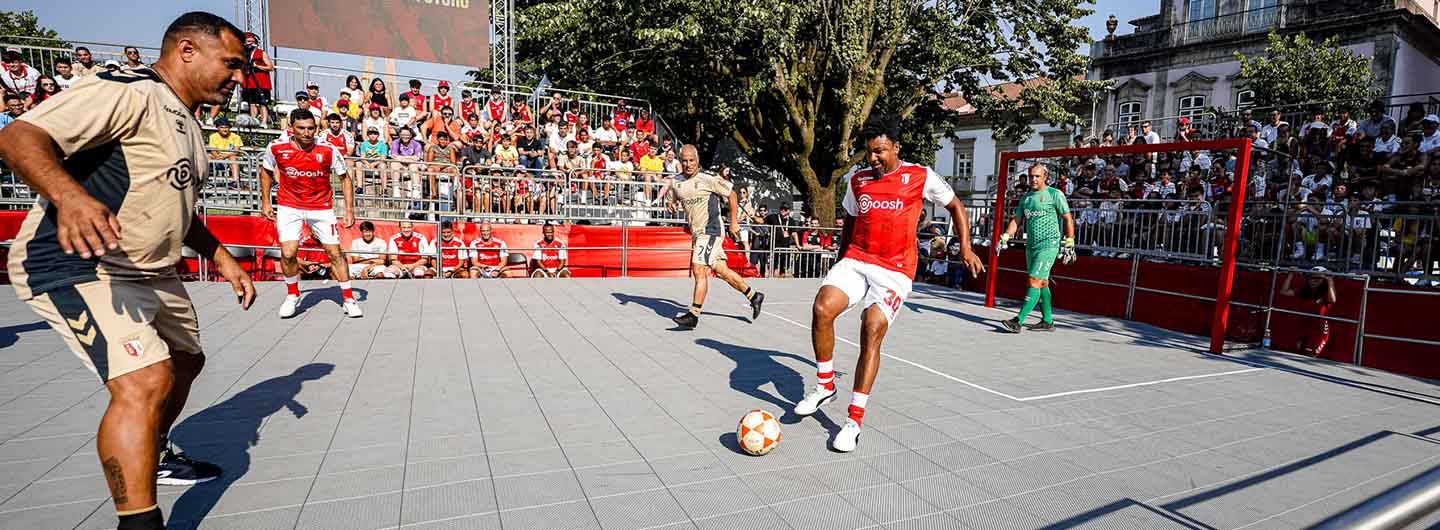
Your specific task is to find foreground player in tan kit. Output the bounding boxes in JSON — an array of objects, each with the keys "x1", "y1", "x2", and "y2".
[{"x1": 0, "y1": 12, "x2": 255, "y2": 529}]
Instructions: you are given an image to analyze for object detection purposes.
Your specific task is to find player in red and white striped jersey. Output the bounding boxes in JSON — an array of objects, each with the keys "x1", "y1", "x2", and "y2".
[
  {"x1": 260, "y1": 108, "x2": 360, "y2": 319},
  {"x1": 435, "y1": 221, "x2": 470, "y2": 278},
  {"x1": 791, "y1": 118, "x2": 986, "y2": 452},
  {"x1": 386, "y1": 220, "x2": 433, "y2": 278},
  {"x1": 530, "y1": 222, "x2": 571, "y2": 278},
  {"x1": 468, "y1": 221, "x2": 510, "y2": 278}
]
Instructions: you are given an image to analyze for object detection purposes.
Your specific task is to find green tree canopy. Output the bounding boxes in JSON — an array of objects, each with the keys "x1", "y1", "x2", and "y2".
[
  {"x1": 1237, "y1": 32, "x2": 1378, "y2": 115},
  {"x1": 0, "y1": 10, "x2": 66, "y2": 47},
  {"x1": 507, "y1": 0, "x2": 1102, "y2": 221}
]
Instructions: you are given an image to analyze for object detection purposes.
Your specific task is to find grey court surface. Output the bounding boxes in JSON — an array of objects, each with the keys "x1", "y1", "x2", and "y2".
[{"x1": 3, "y1": 278, "x2": 1440, "y2": 530}]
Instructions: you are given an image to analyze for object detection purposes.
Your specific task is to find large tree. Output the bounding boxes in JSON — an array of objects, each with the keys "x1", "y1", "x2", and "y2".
[
  {"x1": 1237, "y1": 32, "x2": 1378, "y2": 114},
  {"x1": 0, "y1": 10, "x2": 66, "y2": 46},
  {"x1": 510, "y1": 0, "x2": 1101, "y2": 221}
]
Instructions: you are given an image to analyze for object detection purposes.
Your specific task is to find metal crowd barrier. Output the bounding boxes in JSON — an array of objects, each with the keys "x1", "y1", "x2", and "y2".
[{"x1": 0, "y1": 40, "x2": 160, "y2": 80}]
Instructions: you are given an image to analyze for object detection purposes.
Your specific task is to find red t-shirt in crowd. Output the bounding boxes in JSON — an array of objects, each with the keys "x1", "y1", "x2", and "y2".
[
  {"x1": 564, "y1": 111, "x2": 578, "y2": 125},
  {"x1": 243, "y1": 48, "x2": 271, "y2": 90},
  {"x1": 431, "y1": 94, "x2": 453, "y2": 114},
  {"x1": 612, "y1": 109, "x2": 631, "y2": 132},
  {"x1": 262, "y1": 141, "x2": 347, "y2": 210},
  {"x1": 487, "y1": 98, "x2": 507, "y2": 122},
  {"x1": 512, "y1": 103, "x2": 532, "y2": 123},
  {"x1": 460, "y1": 100, "x2": 479, "y2": 120},
  {"x1": 840, "y1": 162, "x2": 955, "y2": 279},
  {"x1": 533, "y1": 238, "x2": 567, "y2": 269},
  {"x1": 634, "y1": 116, "x2": 654, "y2": 135},
  {"x1": 319, "y1": 129, "x2": 353, "y2": 156}
]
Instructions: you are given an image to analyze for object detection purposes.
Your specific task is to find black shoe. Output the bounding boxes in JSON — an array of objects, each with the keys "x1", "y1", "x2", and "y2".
[
  {"x1": 672, "y1": 311, "x2": 699, "y2": 329},
  {"x1": 156, "y1": 448, "x2": 221, "y2": 486},
  {"x1": 1001, "y1": 318, "x2": 1023, "y2": 334},
  {"x1": 750, "y1": 292, "x2": 765, "y2": 320},
  {"x1": 1026, "y1": 321, "x2": 1056, "y2": 332}
]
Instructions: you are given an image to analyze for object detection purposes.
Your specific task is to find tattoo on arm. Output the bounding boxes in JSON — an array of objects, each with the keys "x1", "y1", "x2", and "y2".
[{"x1": 102, "y1": 456, "x2": 128, "y2": 504}]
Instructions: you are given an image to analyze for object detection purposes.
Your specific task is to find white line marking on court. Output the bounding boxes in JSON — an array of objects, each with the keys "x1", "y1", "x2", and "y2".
[
  {"x1": 761, "y1": 310, "x2": 1025, "y2": 401},
  {"x1": 761, "y1": 309, "x2": 1267, "y2": 402},
  {"x1": 1011, "y1": 368, "x2": 1264, "y2": 401}
]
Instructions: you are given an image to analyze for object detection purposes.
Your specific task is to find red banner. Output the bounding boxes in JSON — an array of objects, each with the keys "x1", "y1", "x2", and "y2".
[{"x1": 270, "y1": 0, "x2": 490, "y2": 67}]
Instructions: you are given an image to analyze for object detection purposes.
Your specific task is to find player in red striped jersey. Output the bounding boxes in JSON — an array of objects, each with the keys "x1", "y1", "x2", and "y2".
[
  {"x1": 468, "y1": 222, "x2": 510, "y2": 278},
  {"x1": 530, "y1": 222, "x2": 571, "y2": 277},
  {"x1": 792, "y1": 118, "x2": 985, "y2": 452},
  {"x1": 260, "y1": 108, "x2": 360, "y2": 319}
]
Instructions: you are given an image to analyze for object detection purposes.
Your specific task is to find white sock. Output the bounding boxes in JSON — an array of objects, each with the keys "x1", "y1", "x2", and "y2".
[
  {"x1": 816, "y1": 360, "x2": 835, "y2": 393},
  {"x1": 849, "y1": 392, "x2": 869, "y2": 409}
]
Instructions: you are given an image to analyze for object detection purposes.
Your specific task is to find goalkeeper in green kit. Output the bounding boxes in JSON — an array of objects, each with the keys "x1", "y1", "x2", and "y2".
[{"x1": 998, "y1": 164, "x2": 1076, "y2": 333}]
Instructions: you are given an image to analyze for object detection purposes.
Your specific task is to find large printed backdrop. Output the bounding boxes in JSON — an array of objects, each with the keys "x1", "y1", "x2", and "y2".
[{"x1": 271, "y1": 0, "x2": 490, "y2": 67}]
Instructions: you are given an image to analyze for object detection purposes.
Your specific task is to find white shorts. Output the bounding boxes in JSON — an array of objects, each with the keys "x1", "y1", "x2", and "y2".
[
  {"x1": 349, "y1": 263, "x2": 387, "y2": 278},
  {"x1": 820, "y1": 258, "x2": 913, "y2": 323},
  {"x1": 277, "y1": 206, "x2": 339, "y2": 245}
]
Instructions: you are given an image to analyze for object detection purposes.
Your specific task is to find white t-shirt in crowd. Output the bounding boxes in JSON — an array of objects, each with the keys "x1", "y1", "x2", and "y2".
[
  {"x1": 388, "y1": 106, "x2": 419, "y2": 129},
  {"x1": 349, "y1": 237, "x2": 389, "y2": 261},
  {"x1": 54, "y1": 73, "x2": 78, "y2": 90},
  {"x1": 1373, "y1": 134, "x2": 1400, "y2": 154},
  {"x1": 1143, "y1": 131, "x2": 1161, "y2": 145},
  {"x1": 1421, "y1": 131, "x2": 1440, "y2": 153},
  {"x1": 593, "y1": 127, "x2": 619, "y2": 144}
]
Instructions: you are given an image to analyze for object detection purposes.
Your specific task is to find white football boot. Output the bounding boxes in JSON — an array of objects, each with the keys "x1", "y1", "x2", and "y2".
[
  {"x1": 793, "y1": 386, "x2": 837, "y2": 417},
  {"x1": 832, "y1": 419, "x2": 862, "y2": 452},
  {"x1": 343, "y1": 299, "x2": 364, "y2": 318},
  {"x1": 278, "y1": 294, "x2": 299, "y2": 319}
]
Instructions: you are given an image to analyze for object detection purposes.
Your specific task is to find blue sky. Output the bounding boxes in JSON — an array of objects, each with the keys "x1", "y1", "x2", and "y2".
[{"x1": 7, "y1": 0, "x2": 1160, "y2": 82}]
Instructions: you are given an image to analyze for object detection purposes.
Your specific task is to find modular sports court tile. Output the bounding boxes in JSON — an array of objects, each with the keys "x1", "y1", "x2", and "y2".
[{"x1": 3, "y1": 278, "x2": 1440, "y2": 529}]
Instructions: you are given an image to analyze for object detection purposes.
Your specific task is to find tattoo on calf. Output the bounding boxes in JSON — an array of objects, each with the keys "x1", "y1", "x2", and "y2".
[{"x1": 103, "y1": 457, "x2": 128, "y2": 504}]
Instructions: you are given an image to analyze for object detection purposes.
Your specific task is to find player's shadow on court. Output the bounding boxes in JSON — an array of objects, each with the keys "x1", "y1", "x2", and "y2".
[
  {"x1": 611, "y1": 292, "x2": 749, "y2": 328},
  {"x1": 696, "y1": 338, "x2": 842, "y2": 433},
  {"x1": 294, "y1": 286, "x2": 369, "y2": 314},
  {"x1": 903, "y1": 301, "x2": 1012, "y2": 333},
  {"x1": 165, "y1": 363, "x2": 334, "y2": 530},
  {"x1": 0, "y1": 321, "x2": 49, "y2": 348}
]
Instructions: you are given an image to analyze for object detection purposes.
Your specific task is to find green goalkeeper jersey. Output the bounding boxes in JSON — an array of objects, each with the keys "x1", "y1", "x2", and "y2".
[{"x1": 1015, "y1": 187, "x2": 1070, "y2": 245}]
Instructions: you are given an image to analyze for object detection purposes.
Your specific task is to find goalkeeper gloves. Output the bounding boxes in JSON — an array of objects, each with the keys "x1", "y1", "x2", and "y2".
[{"x1": 1059, "y1": 238, "x2": 1077, "y2": 265}]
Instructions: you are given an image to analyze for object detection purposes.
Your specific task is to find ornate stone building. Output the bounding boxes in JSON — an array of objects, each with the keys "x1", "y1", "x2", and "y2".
[{"x1": 1092, "y1": 0, "x2": 1440, "y2": 137}]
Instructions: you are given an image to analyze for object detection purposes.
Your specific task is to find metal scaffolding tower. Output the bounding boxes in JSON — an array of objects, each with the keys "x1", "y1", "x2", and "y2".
[
  {"x1": 235, "y1": 0, "x2": 268, "y2": 48},
  {"x1": 491, "y1": 0, "x2": 515, "y2": 86}
]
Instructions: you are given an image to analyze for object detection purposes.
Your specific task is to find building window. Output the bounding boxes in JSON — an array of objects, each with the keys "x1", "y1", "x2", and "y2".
[
  {"x1": 1235, "y1": 89, "x2": 1256, "y2": 110},
  {"x1": 1178, "y1": 95, "x2": 1207, "y2": 119},
  {"x1": 1188, "y1": 0, "x2": 1217, "y2": 22},
  {"x1": 1118, "y1": 101, "x2": 1142, "y2": 124},
  {"x1": 950, "y1": 140, "x2": 974, "y2": 190}
]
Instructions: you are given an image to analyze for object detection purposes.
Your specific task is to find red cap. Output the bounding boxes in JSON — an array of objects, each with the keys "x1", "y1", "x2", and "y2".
[
  {"x1": 1179, "y1": 117, "x2": 1191, "y2": 125},
  {"x1": 368, "y1": 103, "x2": 381, "y2": 110},
  {"x1": 438, "y1": 81, "x2": 450, "y2": 88}
]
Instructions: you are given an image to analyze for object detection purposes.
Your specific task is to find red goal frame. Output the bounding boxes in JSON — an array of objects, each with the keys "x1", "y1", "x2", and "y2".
[{"x1": 983, "y1": 138, "x2": 1255, "y2": 354}]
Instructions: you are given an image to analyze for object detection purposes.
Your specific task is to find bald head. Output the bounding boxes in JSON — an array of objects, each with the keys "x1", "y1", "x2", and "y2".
[{"x1": 679, "y1": 144, "x2": 700, "y2": 177}]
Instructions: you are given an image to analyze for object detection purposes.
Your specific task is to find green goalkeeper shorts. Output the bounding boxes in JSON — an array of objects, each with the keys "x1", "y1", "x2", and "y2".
[{"x1": 1026, "y1": 244, "x2": 1060, "y2": 280}]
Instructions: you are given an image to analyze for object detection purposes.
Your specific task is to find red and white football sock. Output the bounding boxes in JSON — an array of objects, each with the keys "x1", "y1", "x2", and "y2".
[
  {"x1": 339, "y1": 281, "x2": 354, "y2": 302},
  {"x1": 285, "y1": 275, "x2": 300, "y2": 297},
  {"x1": 816, "y1": 360, "x2": 835, "y2": 393},
  {"x1": 847, "y1": 392, "x2": 868, "y2": 426}
]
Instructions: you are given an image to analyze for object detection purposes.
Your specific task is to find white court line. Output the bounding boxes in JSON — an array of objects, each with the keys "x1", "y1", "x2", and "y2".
[{"x1": 761, "y1": 310, "x2": 1265, "y2": 402}]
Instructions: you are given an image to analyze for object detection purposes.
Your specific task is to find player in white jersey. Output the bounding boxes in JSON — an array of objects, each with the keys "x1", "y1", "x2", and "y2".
[{"x1": 347, "y1": 221, "x2": 393, "y2": 278}]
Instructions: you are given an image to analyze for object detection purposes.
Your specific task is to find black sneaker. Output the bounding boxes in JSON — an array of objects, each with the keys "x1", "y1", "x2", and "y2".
[
  {"x1": 749, "y1": 292, "x2": 765, "y2": 320},
  {"x1": 156, "y1": 448, "x2": 221, "y2": 486},
  {"x1": 672, "y1": 311, "x2": 699, "y2": 329},
  {"x1": 1026, "y1": 321, "x2": 1056, "y2": 332},
  {"x1": 1001, "y1": 318, "x2": 1023, "y2": 334}
]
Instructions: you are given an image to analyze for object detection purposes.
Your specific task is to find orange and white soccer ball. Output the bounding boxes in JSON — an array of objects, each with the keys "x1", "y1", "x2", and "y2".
[{"x1": 737, "y1": 409, "x2": 781, "y2": 455}]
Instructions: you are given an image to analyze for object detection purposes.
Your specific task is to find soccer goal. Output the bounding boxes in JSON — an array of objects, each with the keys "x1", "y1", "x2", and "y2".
[{"x1": 981, "y1": 139, "x2": 1258, "y2": 354}]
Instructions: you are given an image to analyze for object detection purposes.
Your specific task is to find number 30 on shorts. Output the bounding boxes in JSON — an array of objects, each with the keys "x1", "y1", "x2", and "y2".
[{"x1": 882, "y1": 289, "x2": 901, "y2": 313}]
